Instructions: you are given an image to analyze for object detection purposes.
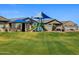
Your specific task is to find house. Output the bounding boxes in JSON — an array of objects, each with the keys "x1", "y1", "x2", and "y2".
[
  {"x1": 10, "y1": 17, "x2": 38, "y2": 32},
  {"x1": 44, "y1": 19, "x2": 64, "y2": 31},
  {"x1": 62, "y1": 21, "x2": 78, "y2": 31},
  {"x1": 0, "y1": 16, "x2": 10, "y2": 32}
]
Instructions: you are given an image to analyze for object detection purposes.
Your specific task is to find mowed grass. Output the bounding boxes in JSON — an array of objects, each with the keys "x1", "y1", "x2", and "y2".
[{"x1": 0, "y1": 32, "x2": 79, "y2": 55}]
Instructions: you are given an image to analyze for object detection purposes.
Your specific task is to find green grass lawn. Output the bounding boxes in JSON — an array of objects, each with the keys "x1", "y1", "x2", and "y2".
[{"x1": 0, "y1": 32, "x2": 79, "y2": 55}]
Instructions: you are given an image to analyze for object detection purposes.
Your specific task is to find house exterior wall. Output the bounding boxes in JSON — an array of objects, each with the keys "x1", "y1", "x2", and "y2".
[
  {"x1": 44, "y1": 24, "x2": 63, "y2": 31},
  {"x1": 62, "y1": 21, "x2": 78, "y2": 31},
  {"x1": 44, "y1": 20, "x2": 63, "y2": 31},
  {"x1": 44, "y1": 24, "x2": 52, "y2": 31},
  {"x1": 0, "y1": 23, "x2": 10, "y2": 32},
  {"x1": 64, "y1": 26, "x2": 77, "y2": 31}
]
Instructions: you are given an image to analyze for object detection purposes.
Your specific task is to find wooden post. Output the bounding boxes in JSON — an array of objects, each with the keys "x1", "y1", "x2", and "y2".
[
  {"x1": 22, "y1": 23, "x2": 25, "y2": 32},
  {"x1": 9, "y1": 23, "x2": 12, "y2": 30},
  {"x1": 9, "y1": 23, "x2": 12, "y2": 28}
]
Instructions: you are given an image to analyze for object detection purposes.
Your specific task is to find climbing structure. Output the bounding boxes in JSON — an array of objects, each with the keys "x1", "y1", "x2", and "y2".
[{"x1": 33, "y1": 12, "x2": 52, "y2": 32}]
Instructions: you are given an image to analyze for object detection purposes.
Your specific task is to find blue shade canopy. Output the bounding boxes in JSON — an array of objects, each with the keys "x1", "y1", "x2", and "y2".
[
  {"x1": 10, "y1": 18, "x2": 35, "y2": 23},
  {"x1": 10, "y1": 19, "x2": 26, "y2": 23},
  {"x1": 33, "y1": 12, "x2": 51, "y2": 19},
  {"x1": 13, "y1": 19, "x2": 26, "y2": 23}
]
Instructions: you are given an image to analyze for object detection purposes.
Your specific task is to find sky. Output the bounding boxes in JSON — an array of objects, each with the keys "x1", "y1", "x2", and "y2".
[{"x1": 0, "y1": 4, "x2": 79, "y2": 25}]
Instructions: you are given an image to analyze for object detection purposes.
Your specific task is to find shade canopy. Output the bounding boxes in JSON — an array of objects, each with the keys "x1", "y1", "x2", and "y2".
[
  {"x1": 33, "y1": 12, "x2": 51, "y2": 19},
  {"x1": 14, "y1": 19, "x2": 26, "y2": 23},
  {"x1": 10, "y1": 19, "x2": 26, "y2": 23}
]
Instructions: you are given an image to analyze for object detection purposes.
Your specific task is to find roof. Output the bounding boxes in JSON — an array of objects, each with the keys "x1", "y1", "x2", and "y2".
[
  {"x1": 62, "y1": 21, "x2": 77, "y2": 27},
  {"x1": 35, "y1": 19, "x2": 52, "y2": 23},
  {"x1": 11, "y1": 19, "x2": 26, "y2": 23},
  {"x1": 33, "y1": 12, "x2": 51, "y2": 19},
  {"x1": 0, "y1": 16, "x2": 8, "y2": 20},
  {"x1": 0, "y1": 16, "x2": 9, "y2": 22},
  {"x1": 10, "y1": 17, "x2": 38, "y2": 23},
  {"x1": 45, "y1": 19, "x2": 62, "y2": 25},
  {"x1": 23, "y1": 17, "x2": 38, "y2": 22},
  {"x1": 9, "y1": 17, "x2": 25, "y2": 21}
]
